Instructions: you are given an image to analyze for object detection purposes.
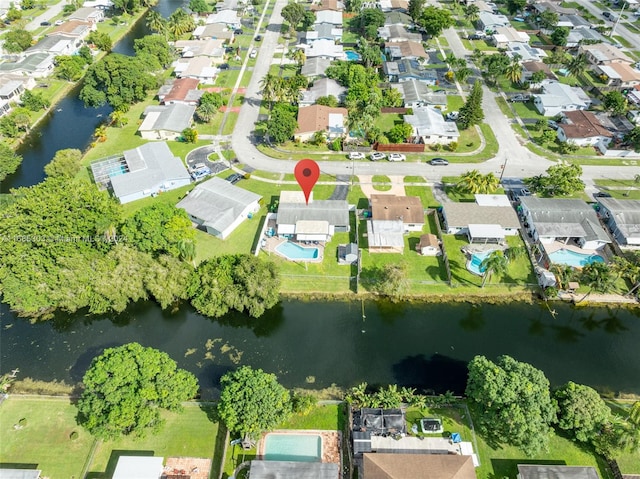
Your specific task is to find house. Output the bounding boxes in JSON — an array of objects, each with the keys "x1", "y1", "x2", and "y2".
[
  {"x1": 300, "y1": 23, "x2": 343, "y2": 42},
  {"x1": 367, "y1": 220, "x2": 405, "y2": 253},
  {"x1": 364, "y1": 453, "x2": 477, "y2": 479},
  {"x1": 68, "y1": 7, "x2": 104, "y2": 23},
  {"x1": 391, "y1": 80, "x2": 447, "y2": 108},
  {"x1": 173, "y1": 57, "x2": 218, "y2": 82},
  {"x1": 49, "y1": 20, "x2": 95, "y2": 40},
  {"x1": 191, "y1": 23, "x2": 235, "y2": 42},
  {"x1": 138, "y1": 103, "x2": 196, "y2": 141},
  {"x1": 506, "y1": 43, "x2": 546, "y2": 62},
  {"x1": 597, "y1": 198, "x2": 640, "y2": 247},
  {"x1": 595, "y1": 62, "x2": 640, "y2": 89},
  {"x1": 0, "y1": 52, "x2": 55, "y2": 78},
  {"x1": 158, "y1": 78, "x2": 203, "y2": 105},
  {"x1": 0, "y1": 77, "x2": 25, "y2": 102},
  {"x1": 441, "y1": 202, "x2": 520, "y2": 241},
  {"x1": 404, "y1": 106, "x2": 460, "y2": 144},
  {"x1": 377, "y1": 25, "x2": 422, "y2": 42},
  {"x1": 276, "y1": 196, "x2": 350, "y2": 241},
  {"x1": 533, "y1": 2, "x2": 579, "y2": 16},
  {"x1": 473, "y1": 0, "x2": 497, "y2": 13},
  {"x1": 206, "y1": 9, "x2": 242, "y2": 29},
  {"x1": 517, "y1": 465, "x2": 599, "y2": 479},
  {"x1": 533, "y1": 80, "x2": 591, "y2": 117},
  {"x1": 557, "y1": 110, "x2": 613, "y2": 147},
  {"x1": 417, "y1": 233, "x2": 441, "y2": 255},
  {"x1": 384, "y1": 41, "x2": 427, "y2": 60},
  {"x1": 370, "y1": 194, "x2": 424, "y2": 232},
  {"x1": 384, "y1": 11, "x2": 411, "y2": 26},
  {"x1": 303, "y1": 39, "x2": 345, "y2": 59},
  {"x1": 580, "y1": 43, "x2": 634, "y2": 66},
  {"x1": 91, "y1": 142, "x2": 191, "y2": 204},
  {"x1": 521, "y1": 61, "x2": 557, "y2": 87},
  {"x1": 383, "y1": 59, "x2": 438, "y2": 84},
  {"x1": 299, "y1": 78, "x2": 346, "y2": 107},
  {"x1": 310, "y1": 0, "x2": 345, "y2": 11},
  {"x1": 112, "y1": 456, "x2": 164, "y2": 479},
  {"x1": 25, "y1": 35, "x2": 79, "y2": 56},
  {"x1": 519, "y1": 197, "x2": 610, "y2": 250},
  {"x1": 177, "y1": 177, "x2": 261, "y2": 239},
  {"x1": 0, "y1": 100, "x2": 10, "y2": 117},
  {"x1": 478, "y1": 11, "x2": 509, "y2": 31},
  {"x1": 250, "y1": 461, "x2": 339, "y2": 479},
  {"x1": 174, "y1": 39, "x2": 226, "y2": 62},
  {"x1": 566, "y1": 27, "x2": 607, "y2": 48},
  {"x1": 627, "y1": 110, "x2": 640, "y2": 125},
  {"x1": 83, "y1": 0, "x2": 114, "y2": 8},
  {"x1": 314, "y1": 9, "x2": 343, "y2": 25},
  {"x1": 294, "y1": 105, "x2": 348, "y2": 141},
  {"x1": 391, "y1": 0, "x2": 409, "y2": 10},
  {"x1": 0, "y1": 470, "x2": 42, "y2": 479},
  {"x1": 489, "y1": 26, "x2": 529, "y2": 48},
  {"x1": 556, "y1": 13, "x2": 591, "y2": 29},
  {"x1": 301, "y1": 57, "x2": 333, "y2": 79}
]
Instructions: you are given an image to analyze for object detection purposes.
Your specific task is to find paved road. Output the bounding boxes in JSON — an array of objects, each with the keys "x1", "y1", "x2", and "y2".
[
  {"x1": 572, "y1": 0, "x2": 640, "y2": 47},
  {"x1": 25, "y1": 0, "x2": 64, "y2": 31},
  {"x1": 231, "y1": 0, "x2": 640, "y2": 186}
]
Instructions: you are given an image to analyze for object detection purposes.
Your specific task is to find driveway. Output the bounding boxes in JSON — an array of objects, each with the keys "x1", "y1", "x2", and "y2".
[{"x1": 359, "y1": 175, "x2": 406, "y2": 198}]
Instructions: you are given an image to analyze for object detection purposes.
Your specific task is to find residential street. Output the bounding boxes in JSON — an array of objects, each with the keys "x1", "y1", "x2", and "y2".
[{"x1": 231, "y1": 0, "x2": 640, "y2": 188}]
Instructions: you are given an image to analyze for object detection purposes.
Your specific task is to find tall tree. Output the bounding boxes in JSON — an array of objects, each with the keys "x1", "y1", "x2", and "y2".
[
  {"x1": 265, "y1": 103, "x2": 297, "y2": 143},
  {"x1": 146, "y1": 10, "x2": 168, "y2": 36},
  {"x1": 464, "y1": 4, "x2": 480, "y2": 23},
  {"x1": 3, "y1": 29, "x2": 33, "y2": 53},
  {"x1": 418, "y1": 6, "x2": 454, "y2": 37},
  {"x1": 217, "y1": 366, "x2": 291, "y2": 439},
  {"x1": 480, "y1": 250, "x2": 509, "y2": 287},
  {"x1": 565, "y1": 52, "x2": 588, "y2": 78},
  {"x1": 408, "y1": 0, "x2": 425, "y2": 23},
  {"x1": 281, "y1": 2, "x2": 306, "y2": 32},
  {"x1": 457, "y1": 169, "x2": 499, "y2": 194},
  {"x1": 555, "y1": 381, "x2": 611, "y2": 443},
  {"x1": 538, "y1": 10, "x2": 558, "y2": 29},
  {"x1": 551, "y1": 26, "x2": 569, "y2": 46},
  {"x1": 0, "y1": 142, "x2": 22, "y2": 182},
  {"x1": 134, "y1": 34, "x2": 174, "y2": 69},
  {"x1": 353, "y1": 8, "x2": 386, "y2": 40},
  {"x1": 504, "y1": 57, "x2": 523, "y2": 84},
  {"x1": 580, "y1": 262, "x2": 618, "y2": 297},
  {"x1": 466, "y1": 355, "x2": 556, "y2": 455},
  {"x1": 44, "y1": 148, "x2": 82, "y2": 178},
  {"x1": 603, "y1": 91, "x2": 627, "y2": 115},
  {"x1": 77, "y1": 343, "x2": 198, "y2": 439},
  {"x1": 525, "y1": 164, "x2": 584, "y2": 197},
  {"x1": 506, "y1": 0, "x2": 526, "y2": 15},
  {"x1": 457, "y1": 81, "x2": 484, "y2": 130}
]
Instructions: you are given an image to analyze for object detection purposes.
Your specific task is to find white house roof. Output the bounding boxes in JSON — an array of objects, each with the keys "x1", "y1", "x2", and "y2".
[
  {"x1": 442, "y1": 203, "x2": 520, "y2": 228},
  {"x1": 404, "y1": 106, "x2": 460, "y2": 138},
  {"x1": 111, "y1": 142, "x2": 190, "y2": 199},
  {"x1": 280, "y1": 191, "x2": 313, "y2": 203},
  {"x1": 177, "y1": 177, "x2": 261, "y2": 232},
  {"x1": 206, "y1": 9, "x2": 241, "y2": 24},
  {"x1": 303, "y1": 39, "x2": 344, "y2": 59},
  {"x1": 475, "y1": 194, "x2": 511, "y2": 207},
  {"x1": 507, "y1": 42, "x2": 546, "y2": 62},
  {"x1": 277, "y1": 199, "x2": 349, "y2": 226},
  {"x1": 468, "y1": 224, "x2": 505, "y2": 239},
  {"x1": 139, "y1": 103, "x2": 196, "y2": 134},
  {"x1": 314, "y1": 9, "x2": 343, "y2": 25},
  {"x1": 479, "y1": 11, "x2": 509, "y2": 29},
  {"x1": 0, "y1": 470, "x2": 42, "y2": 479},
  {"x1": 300, "y1": 78, "x2": 346, "y2": 104},
  {"x1": 536, "y1": 80, "x2": 590, "y2": 109},
  {"x1": 392, "y1": 80, "x2": 446, "y2": 105},
  {"x1": 598, "y1": 198, "x2": 640, "y2": 242},
  {"x1": 112, "y1": 456, "x2": 164, "y2": 479},
  {"x1": 366, "y1": 219, "x2": 405, "y2": 247}
]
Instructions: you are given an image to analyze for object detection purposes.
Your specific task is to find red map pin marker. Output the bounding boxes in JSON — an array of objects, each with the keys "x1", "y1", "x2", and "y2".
[{"x1": 294, "y1": 159, "x2": 320, "y2": 205}]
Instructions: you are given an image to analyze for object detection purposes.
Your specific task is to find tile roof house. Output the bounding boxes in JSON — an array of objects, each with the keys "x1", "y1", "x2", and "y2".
[
  {"x1": 276, "y1": 196, "x2": 350, "y2": 241},
  {"x1": 377, "y1": 25, "x2": 423, "y2": 43},
  {"x1": 580, "y1": 43, "x2": 634, "y2": 66},
  {"x1": 310, "y1": 0, "x2": 345, "y2": 11},
  {"x1": 294, "y1": 105, "x2": 348, "y2": 141},
  {"x1": 597, "y1": 198, "x2": 640, "y2": 247},
  {"x1": 533, "y1": 80, "x2": 591, "y2": 117},
  {"x1": 441, "y1": 202, "x2": 520, "y2": 241},
  {"x1": 557, "y1": 110, "x2": 613, "y2": 147},
  {"x1": 158, "y1": 78, "x2": 203, "y2": 105},
  {"x1": 315, "y1": 9, "x2": 343, "y2": 25},
  {"x1": 517, "y1": 465, "x2": 599, "y2": 479},
  {"x1": 301, "y1": 57, "x2": 333, "y2": 79},
  {"x1": 384, "y1": 41, "x2": 427, "y2": 60},
  {"x1": 370, "y1": 194, "x2": 424, "y2": 231},
  {"x1": 519, "y1": 197, "x2": 610, "y2": 250},
  {"x1": 299, "y1": 78, "x2": 347, "y2": 107},
  {"x1": 417, "y1": 233, "x2": 441, "y2": 255},
  {"x1": 366, "y1": 219, "x2": 405, "y2": 253},
  {"x1": 107, "y1": 142, "x2": 191, "y2": 204},
  {"x1": 404, "y1": 106, "x2": 460, "y2": 144},
  {"x1": 595, "y1": 62, "x2": 640, "y2": 89},
  {"x1": 391, "y1": 80, "x2": 447, "y2": 109},
  {"x1": 49, "y1": 20, "x2": 95, "y2": 39},
  {"x1": 383, "y1": 59, "x2": 438, "y2": 84},
  {"x1": 68, "y1": 7, "x2": 104, "y2": 23},
  {"x1": 364, "y1": 453, "x2": 477, "y2": 479},
  {"x1": 138, "y1": 103, "x2": 196, "y2": 140},
  {"x1": 177, "y1": 177, "x2": 261, "y2": 239}
]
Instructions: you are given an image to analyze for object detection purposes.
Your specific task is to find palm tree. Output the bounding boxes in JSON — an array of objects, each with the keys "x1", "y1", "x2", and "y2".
[
  {"x1": 457, "y1": 169, "x2": 484, "y2": 194},
  {"x1": 178, "y1": 239, "x2": 196, "y2": 266},
  {"x1": 168, "y1": 9, "x2": 195, "y2": 38},
  {"x1": 260, "y1": 73, "x2": 281, "y2": 106},
  {"x1": 480, "y1": 250, "x2": 509, "y2": 287},
  {"x1": 109, "y1": 110, "x2": 128, "y2": 128},
  {"x1": 565, "y1": 52, "x2": 588, "y2": 78},
  {"x1": 551, "y1": 263, "x2": 575, "y2": 290},
  {"x1": 196, "y1": 102, "x2": 219, "y2": 123},
  {"x1": 504, "y1": 57, "x2": 523, "y2": 84},
  {"x1": 629, "y1": 401, "x2": 640, "y2": 427},
  {"x1": 612, "y1": 254, "x2": 640, "y2": 296},
  {"x1": 455, "y1": 67, "x2": 473, "y2": 83},
  {"x1": 288, "y1": 47, "x2": 306, "y2": 67},
  {"x1": 94, "y1": 124, "x2": 107, "y2": 143},
  {"x1": 146, "y1": 10, "x2": 167, "y2": 36},
  {"x1": 465, "y1": 4, "x2": 480, "y2": 23},
  {"x1": 578, "y1": 262, "x2": 618, "y2": 301}
]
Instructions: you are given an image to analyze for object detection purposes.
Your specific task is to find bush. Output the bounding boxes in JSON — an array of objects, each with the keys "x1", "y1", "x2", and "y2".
[
  {"x1": 18, "y1": 418, "x2": 27, "y2": 427},
  {"x1": 448, "y1": 141, "x2": 458, "y2": 152},
  {"x1": 69, "y1": 431, "x2": 79, "y2": 440},
  {"x1": 291, "y1": 392, "x2": 317, "y2": 415}
]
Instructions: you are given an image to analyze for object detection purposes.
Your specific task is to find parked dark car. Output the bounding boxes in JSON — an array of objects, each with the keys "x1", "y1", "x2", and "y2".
[
  {"x1": 254, "y1": 34, "x2": 263, "y2": 41},
  {"x1": 594, "y1": 192, "x2": 612, "y2": 198},
  {"x1": 468, "y1": 34, "x2": 482, "y2": 40},
  {"x1": 219, "y1": 63, "x2": 229, "y2": 70},
  {"x1": 429, "y1": 158, "x2": 449, "y2": 166},
  {"x1": 40, "y1": 21, "x2": 51, "y2": 26},
  {"x1": 226, "y1": 173, "x2": 244, "y2": 184},
  {"x1": 234, "y1": 29, "x2": 244, "y2": 34}
]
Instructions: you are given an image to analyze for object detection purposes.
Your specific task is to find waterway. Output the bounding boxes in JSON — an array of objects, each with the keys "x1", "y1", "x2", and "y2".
[
  {"x1": 0, "y1": 0, "x2": 639, "y2": 398},
  {"x1": 1, "y1": 300, "x2": 639, "y2": 398}
]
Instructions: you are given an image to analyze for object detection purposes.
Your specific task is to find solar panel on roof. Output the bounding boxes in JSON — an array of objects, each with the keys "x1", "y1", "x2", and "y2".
[{"x1": 398, "y1": 63, "x2": 406, "y2": 72}]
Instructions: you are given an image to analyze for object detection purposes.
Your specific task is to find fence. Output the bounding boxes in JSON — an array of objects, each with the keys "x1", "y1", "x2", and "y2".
[
  {"x1": 374, "y1": 142, "x2": 425, "y2": 153},
  {"x1": 380, "y1": 107, "x2": 410, "y2": 114}
]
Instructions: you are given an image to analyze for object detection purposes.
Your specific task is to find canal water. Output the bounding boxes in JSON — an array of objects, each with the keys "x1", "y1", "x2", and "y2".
[
  {"x1": 0, "y1": 0, "x2": 639, "y2": 398},
  {"x1": 1, "y1": 300, "x2": 639, "y2": 398}
]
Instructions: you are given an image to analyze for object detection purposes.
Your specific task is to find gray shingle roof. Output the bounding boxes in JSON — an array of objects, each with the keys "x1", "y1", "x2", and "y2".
[
  {"x1": 177, "y1": 177, "x2": 261, "y2": 232},
  {"x1": 301, "y1": 57, "x2": 333, "y2": 78},
  {"x1": 277, "y1": 200, "x2": 349, "y2": 227},
  {"x1": 367, "y1": 219, "x2": 405, "y2": 248},
  {"x1": 405, "y1": 106, "x2": 460, "y2": 138},
  {"x1": 111, "y1": 142, "x2": 190, "y2": 199},
  {"x1": 517, "y1": 465, "x2": 599, "y2": 479},
  {"x1": 442, "y1": 203, "x2": 520, "y2": 228},
  {"x1": 598, "y1": 198, "x2": 640, "y2": 243},
  {"x1": 249, "y1": 461, "x2": 339, "y2": 479},
  {"x1": 140, "y1": 103, "x2": 196, "y2": 134}
]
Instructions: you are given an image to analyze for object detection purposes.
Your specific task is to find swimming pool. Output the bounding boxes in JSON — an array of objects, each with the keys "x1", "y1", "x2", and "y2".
[
  {"x1": 345, "y1": 50, "x2": 361, "y2": 61},
  {"x1": 548, "y1": 249, "x2": 605, "y2": 268},
  {"x1": 467, "y1": 250, "x2": 496, "y2": 275},
  {"x1": 276, "y1": 241, "x2": 319, "y2": 260},
  {"x1": 264, "y1": 434, "x2": 322, "y2": 462}
]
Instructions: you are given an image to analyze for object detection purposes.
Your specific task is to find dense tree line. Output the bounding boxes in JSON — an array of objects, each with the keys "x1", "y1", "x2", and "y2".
[{"x1": 0, "y1": 142, "x2": 22, "y2": 182}]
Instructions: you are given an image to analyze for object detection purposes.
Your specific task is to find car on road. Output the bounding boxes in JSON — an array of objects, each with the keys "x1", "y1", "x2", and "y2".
[
  {"x1": 348, "y1": 152, "x2": 365, "y2": 160},
  {"x1": 249, "y1": 48, "x2": 257, "y2": 58},
  {"x1": 226, "y1": 173, "x2": 244, "y2": 184},
  {"x1": 369, "y1": 152, "x2": 387, "y2": 161},
  {"x1": 517, "y1": 188, "x2": 531, "y2": 196},
  {"x1": 255, "y1": 35, "x2": 263, "y2": 41},
  {"x1": 603, "y1": 11, "x2": 617, "y2": 20},
  {"x1": 40, "y1": 21, "x2": 51, "y2": 26},
  {"x1": 388, "y1": 153, "x2": 406, "y2": 162},
  {"x1": 594, "y1": 191, "x2": 612, "y2": 198},
  {"x1": 429, "y1": 157, "x2": 449, "y2": 166}
]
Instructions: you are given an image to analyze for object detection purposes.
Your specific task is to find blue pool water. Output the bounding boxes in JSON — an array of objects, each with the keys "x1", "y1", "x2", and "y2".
[
  {"x1": 345, "y1": 50, "x2": 361, "y2": 61},
  {"x1": 276, "y1": 241, "x2": 319, "y2": 260},
  {"x1": 548, "y1": 249, "x2": 605, "y2": 268},
  {"x1": 264, "y1": 434, "x2": 322, "y2": 462},
  {"x1": 467, "y1": 250, "x2": 496, "y2": 275}
]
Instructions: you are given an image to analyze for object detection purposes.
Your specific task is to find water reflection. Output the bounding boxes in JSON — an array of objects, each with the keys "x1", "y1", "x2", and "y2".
[{"x1": 392, "y1": 354, "x2": 468, "y2": 394}]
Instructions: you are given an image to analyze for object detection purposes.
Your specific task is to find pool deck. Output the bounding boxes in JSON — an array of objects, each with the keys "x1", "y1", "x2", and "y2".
[
  {"x1": 543, "y1": 241, "x2": 602, "y2": 257},
  {"x1": 262, "y1": 237, "x2": 325, "y2": 263},
  {"x1": 257, "y1": 429, "x2": 341, "y2": 466}
]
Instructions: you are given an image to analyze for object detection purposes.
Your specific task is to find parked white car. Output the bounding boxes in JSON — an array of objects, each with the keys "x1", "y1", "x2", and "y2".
[
  {"x1": 369, "y1": 152, "x2": 387, "y2": 161},
  {"x1": 249, "y1": 48, "x2": 257, "y2": 58},
  {"x1": 388, "y1": 153, "x2": 406, "y2": 161},
  {"x1": 348, "y1": 152, "x2": 365, "y2": 160},
  {"x1": 446, "y1": 111, "x2": 459, "y2": 121}
]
